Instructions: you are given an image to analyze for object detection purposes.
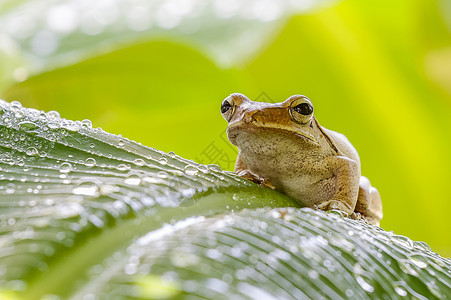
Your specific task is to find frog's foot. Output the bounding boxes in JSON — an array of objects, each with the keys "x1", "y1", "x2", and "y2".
[
  {"x1": 314, "y1": 199, "x2": 353, "y2": 217},
  {"x1": 237, "y1": 170, "x2": 275, "y2": 189},
  {"x1": 349, "y1": 212, "x2": 380, "y2": 226}
]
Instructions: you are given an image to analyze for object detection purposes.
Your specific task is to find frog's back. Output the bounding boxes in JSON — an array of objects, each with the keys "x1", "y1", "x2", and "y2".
[{"x1": 322, "y1": 127, "x2": 360, "y2": 164}]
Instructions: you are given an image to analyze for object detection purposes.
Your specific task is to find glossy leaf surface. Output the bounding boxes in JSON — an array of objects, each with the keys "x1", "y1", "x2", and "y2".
[{"x1": 1, "y1": 100, "x2": 450, "y2": 299}]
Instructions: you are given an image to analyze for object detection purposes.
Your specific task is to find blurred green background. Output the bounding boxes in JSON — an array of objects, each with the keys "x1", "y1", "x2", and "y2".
[{"x1": 0, "y1": 0, "x2": 450, "y2": 256}]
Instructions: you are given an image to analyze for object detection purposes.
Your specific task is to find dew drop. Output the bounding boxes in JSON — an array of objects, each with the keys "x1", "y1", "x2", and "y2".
[
  {"x1": 62, "y1": 121, "x2": 80, "y2": 132},
  {"x1": 158, "y1": 157, "x2": 168, "y2": 165},
  {"x1": 15, "y1": 111, "x2": 24, "y2": 119},
  {"x1": 56, "y1": 232, "x2": 66, "y2": 240},
  {"x1": 59, "y1": 162, "x2": 73, "y2": 173},
  {"x1": 72, "y1": 181, "x2": 100, "y2": 196},
  {"x1": 18, "y1": 121, "x2": 38, "y2": 132},
  {"x1": 157, "y1": 171, "x2": 169, "y2": 178},
  {"x1": 117, "y1": 164, "x2": 130, "y2": 171},
  {"x1": 409, "y1": 255, "x2": 428, "y2": 269},
  {"x1": 184, "y1": 165, "x2": 198, "y2": 176},
  {"x1": 125, "y1": 174, "x2": 142, "y2": 185},
  {"x1": 118, "y1": 139, "x2": 125, "y2": 147},
  {"x1": 26, "y1": 147, "x2": 39, "y2": 156},
  {"x1": 5, "y1": 183, "x2": 15, "y2": 194},
  {"x1": 10, "y1": 100, "x2": 23, "y2": 110},
  {"x1": 133, "y1": 158, "x2": 145, "y2": 166},
  {"x1": 47, "y1": 110, "x2": 60, "y2": 119},
  {"x1": 356, "y1": 276, "x2": 374, "y2": 293},
  {"x1": 394, "y1": 286, "x2": 407, "y2": 296},
  {"x1": 100, "y1": 184, "x2": 119, "y2": 195},
  {"x1": 171, "y1": 170, "x2": 184, "y2": 176},
  {"x1": 197, "y1": 165, "x2": 209, "y2": 173},
  {"x1": 208, "y1": 164, "x2": 221, "y2": 172},
  {"x1": 345, "y1": 289, "x2": 354, "y2": 297},
  {"x1": 85, "y1": 157, "x2": 96, "y2": 167},
  {"x1": 48, "y1": 122, "x2": 60, "y2": 129},
  {"x1": 308, "y1": 270, "x2": 319, "y2": 279},
  {"x1": 81, "y1": 119, "x2": 92, "y2": 128}
]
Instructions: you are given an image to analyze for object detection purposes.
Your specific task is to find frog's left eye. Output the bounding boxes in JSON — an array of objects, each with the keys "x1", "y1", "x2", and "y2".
[
  {"x1": 289, "y1": 97, "x2": 314, "y2": 124},
  {"x1": 221, "y1": 97, "x2": 235, "y2": 122}
]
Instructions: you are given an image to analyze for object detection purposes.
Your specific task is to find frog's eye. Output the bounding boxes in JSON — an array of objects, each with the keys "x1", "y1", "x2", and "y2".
[
  {"x1": 221, "y1": 97, "x2": 235, "y2": 122},
  {"x1": 289, "y1": 97, "x2": 314, "y2": 124}
]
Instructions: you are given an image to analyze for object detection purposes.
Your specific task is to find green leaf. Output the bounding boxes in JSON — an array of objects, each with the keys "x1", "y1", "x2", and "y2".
[
  {"x1": 2, "y1": 40, "x2": 246, "y2": 168},
  {"x1": 1, "y1": 99, "x2": 451, "y2": 299}
]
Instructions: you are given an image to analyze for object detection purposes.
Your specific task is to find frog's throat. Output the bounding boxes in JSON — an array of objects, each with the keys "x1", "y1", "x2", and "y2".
[{"x1": 227, "y1": 122, "x2": 319, "y2": 145}]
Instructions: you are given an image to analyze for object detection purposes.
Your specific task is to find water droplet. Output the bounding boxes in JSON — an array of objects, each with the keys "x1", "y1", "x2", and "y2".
[
  {"x1": 125, "y1": 173, "x2": 142, "y2": 185},
  {"x1": 184, "y1": 165, "x2": 198, "y2": 176},
  {"x1": 15, "y1": 111, "x2": 24, "y2": 119},
  {"x1": 85, "y1": 157, "x2": 96, "y2": 167},
  {"x1": 394, "y1": 286, "x2": 407, "y2": 296},
  {"x1": 170, "y1": 249, "x2": 201, "y2": 267},
  {"x1": 18, "y1": 121, "x2": 38, "y2": 132},
  {"x1": 409, "y1": 256, "x2": 427, "y2": 268},
  {"x1": 47, "y1": 110, "x2": 60, "y2": 119},
  {"x1": 158, "y1": 157, "x2": 168, "y2": 165},
  {"x1": 10, "y1": 100, "x2": 23, "y2": 110},
  {"x1": 181, "y1": 188, "x2": 196, "y2": 198},
  {"x1": 48, "y1": 122, "x2": 60, "y2": 129},
  {"x1": 197, "y1": 165, "x2": 209, "y2": 173},
  {"x1": 171, "y1": 170, "x2": 184, "y2": 176},
  {"x1": 157, "y1": 171, "x2": 169, "y2": 178},
  {"x1": 208, "y1": 164, "x2": 222, "y2": 172},
  {"x1": 26, "y1": 147, "x2": 39, "y2": 156},
  {"x1": 59, "y1": 162, "x2": 73, "y2": 173},
  {"x1": 81, "y1": 119, "x2": 92, "y2": 128},
  {"x1": 143, "y1": 176, "x2": 162, "y2": 184},
  {"x1": 133, "y1": 158, "x2": 145, "y2": 166},
  {"x1": 72, "y1": 181, "x2": 100, "y2": 196},
  {"x1": 117, "y1": 164, "x2": 130, "y2": 171},
  {"x1": 5, "y1": 183, "x2": 15, "y2": 194},
  {"x1": 100, "y1": 184, "x2": 119, "y2": 195},
  {"x1": 118, "y1": 139, "x2": 125, "y2": 147},
  {"x1": 62, "y1": 121, "x2": 79, "y2": 132},
  {"x1": 356, "y1": 276, "x2": 374, "y2": 293},
  {"x1": 308, "y1": 270, "x2": 319, "y2": 279},
  {"x1": 345, "y1": 289, "x2": 354, "y2": 297},
  {"x1": 56, "y1": 232, "x2": 66, "y2": 240},
  {"x1": 168, "y1": 151, "x2": 176, "y2": 158}
]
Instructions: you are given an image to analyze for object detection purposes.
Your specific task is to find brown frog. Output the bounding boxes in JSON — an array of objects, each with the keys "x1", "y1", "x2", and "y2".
[{"x1": 221, "y1": 93, "x2": 383, "y2": 225}]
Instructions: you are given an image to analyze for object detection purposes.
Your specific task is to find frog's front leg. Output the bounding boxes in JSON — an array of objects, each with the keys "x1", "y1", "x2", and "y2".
[
  {"x1": 235, "y1": 154, "x2": 275, "y2": 189},
  {"x1": 314, "y1": 156, "x2": 360, "y2": 216}
]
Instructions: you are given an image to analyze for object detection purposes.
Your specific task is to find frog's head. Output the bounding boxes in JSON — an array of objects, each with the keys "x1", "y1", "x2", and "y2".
[{"x1": 221, "y1": 93, "x2": 321, "y2": 147}]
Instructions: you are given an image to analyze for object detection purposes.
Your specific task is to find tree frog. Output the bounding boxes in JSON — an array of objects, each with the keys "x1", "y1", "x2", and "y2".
[{"x1": 221, "y1": 93, "x2": 383, "y2": 226}]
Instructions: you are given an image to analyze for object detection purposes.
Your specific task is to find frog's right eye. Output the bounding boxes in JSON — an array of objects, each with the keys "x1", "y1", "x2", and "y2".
[{"x1": 221, "y1": 97, "x2": 235, "y2": 122}]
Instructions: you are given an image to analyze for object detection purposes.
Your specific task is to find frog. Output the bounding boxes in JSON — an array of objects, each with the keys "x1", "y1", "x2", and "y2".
[{"x1": 221, "y1": 93, "x2": 383, "y2": 226}]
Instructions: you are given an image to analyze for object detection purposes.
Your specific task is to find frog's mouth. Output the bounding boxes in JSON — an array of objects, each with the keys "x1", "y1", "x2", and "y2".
[{"x1": 227, "y1": 122, "x2": 318, "y2": 146}]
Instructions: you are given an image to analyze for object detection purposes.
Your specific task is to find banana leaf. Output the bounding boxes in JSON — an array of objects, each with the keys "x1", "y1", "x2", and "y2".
[{"x1": 0, "y1": 99, "x2": 450, "y2": 299}]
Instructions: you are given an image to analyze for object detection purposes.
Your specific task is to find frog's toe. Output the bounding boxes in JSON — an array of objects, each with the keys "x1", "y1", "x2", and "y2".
[
  {"x1": 237, "y1": 170, "x2": 260, "y2": 183},
  {"x1": 237, "y1": 170, "x2": 272, "y2": 187},
  {"x1": 260, "y1": 178, "x2": 276, "y2": 190},
  {"x1": 315, "y1": 199, "x2": 352, "y2": 216}
]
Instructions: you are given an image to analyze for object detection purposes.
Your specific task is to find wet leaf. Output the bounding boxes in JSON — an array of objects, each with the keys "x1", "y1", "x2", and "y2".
[{"x1": 0, "y1": 99, "x2": 450, "y2": 299}]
